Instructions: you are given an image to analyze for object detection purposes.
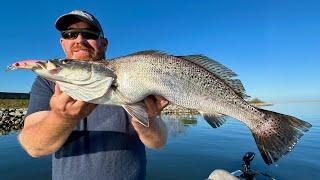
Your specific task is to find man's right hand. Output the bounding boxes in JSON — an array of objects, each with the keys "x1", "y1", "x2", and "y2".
[
  {"x1": 18, "y1": 84, "x2": 96, "y2": 157},
  {"x1": 50, "y1": 84, "x2": 96, "y2": 121}
]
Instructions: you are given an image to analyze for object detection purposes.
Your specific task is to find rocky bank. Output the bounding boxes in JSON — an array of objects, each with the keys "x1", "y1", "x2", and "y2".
[{"x1": 0, "y1": 108, "x2": 26, "y2": 135}]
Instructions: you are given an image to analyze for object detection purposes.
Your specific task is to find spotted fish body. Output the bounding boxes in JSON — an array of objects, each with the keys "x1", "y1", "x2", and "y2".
[
  {"x1": 8, "y1": 50, "x2": 311, "y2": 165},
  {"x1": 107, "y1": 52, "x2": 262, "y2": 128},
  {"x1": 101, "y1": 51, "x2": 311, "y2": 165}
]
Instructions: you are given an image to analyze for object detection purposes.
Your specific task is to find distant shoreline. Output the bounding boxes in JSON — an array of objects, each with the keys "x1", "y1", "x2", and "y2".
[
  {"x1": 251, "y1": 100, "x2": 320, "y2": 106},
  {"x1": 0, "y1": 92, "x2": 29, "y2": 99},
  {"x1": 250, "y1": 102, "x2": 273, "y2": 106},
  {"x1": 269, "y1": 100, "x2": 320, "y2": 104}
]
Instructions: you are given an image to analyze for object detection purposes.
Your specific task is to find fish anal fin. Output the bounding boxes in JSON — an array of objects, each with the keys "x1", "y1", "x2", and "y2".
[
  {"x1": 202, "y1": 112, "x2": 227, "y2": 128},
  {"x1": 123, "y1": 102, "x2": 149, "y2": 127}
]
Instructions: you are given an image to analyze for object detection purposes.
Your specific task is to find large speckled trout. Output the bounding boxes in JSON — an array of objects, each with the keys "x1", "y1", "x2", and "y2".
[{"x1": 8, "y1": 50, "x2": 311, "y2": 165}]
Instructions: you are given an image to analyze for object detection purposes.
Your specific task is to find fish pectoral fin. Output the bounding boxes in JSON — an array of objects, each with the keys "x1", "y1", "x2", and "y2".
[
  {"x1": 201, "y1": 112, "x2": 227, "y2": 128},
  {"x1": 57, "y1": 76, "x2": 114, "y2": 102},
  {"x1": 123, "y1": 102, "x2": 149, "y2": 127}
]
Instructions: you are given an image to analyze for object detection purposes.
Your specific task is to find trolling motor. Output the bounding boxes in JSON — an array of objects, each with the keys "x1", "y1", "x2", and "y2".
[
  {"x1": 207, "y1": 152, "x2": 275, "y2": 180},
  {"x1": 238, "y1": 152, "x2": 256, "y2": 180},
  {"x1": 230, "y1": 152, "x2": 275, "y2": 180}
]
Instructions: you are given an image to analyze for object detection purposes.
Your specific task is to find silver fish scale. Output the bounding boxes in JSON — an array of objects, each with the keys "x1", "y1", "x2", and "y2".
[{"x1": 108, "y1": 54, "x2": 263, "y2": 127}]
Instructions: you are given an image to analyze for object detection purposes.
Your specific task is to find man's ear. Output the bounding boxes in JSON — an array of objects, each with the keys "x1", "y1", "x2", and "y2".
[
  {"x1": 60, "y1": 38, "x2": 64, "y2": 46},
  {"x1": 102, "y1": 38, "x2": 108, "y2": 48},
  {"x1": 60, "y1": 38, "x2": 67, "y2": 54}
]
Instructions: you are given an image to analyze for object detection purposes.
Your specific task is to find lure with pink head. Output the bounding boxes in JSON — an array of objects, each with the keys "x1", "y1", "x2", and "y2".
[{"x1": 7, "y1": 59, "x2": 46, "y2": 71}]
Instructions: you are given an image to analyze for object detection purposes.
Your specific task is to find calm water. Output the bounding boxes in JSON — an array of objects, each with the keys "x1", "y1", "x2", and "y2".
[{"x1": 0, "y1": 102, "x2": 319, "y2": 180}]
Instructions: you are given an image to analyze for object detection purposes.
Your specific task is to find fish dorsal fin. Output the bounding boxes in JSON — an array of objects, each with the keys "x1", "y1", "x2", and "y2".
[
  {"x1": 178, "y1": 55, "x2": 248, "y2": 98},
  {"x1": 128, "y1": 50, "x2": 167, "y2": 56},
  {"x1": 108, "y1": 50, "x2": 168, "y2": 62}
]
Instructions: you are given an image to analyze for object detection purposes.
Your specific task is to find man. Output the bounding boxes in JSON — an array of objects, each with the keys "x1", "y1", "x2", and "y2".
[{"x1": 18, "y1": 10, "x2": 168, "y2": 180}]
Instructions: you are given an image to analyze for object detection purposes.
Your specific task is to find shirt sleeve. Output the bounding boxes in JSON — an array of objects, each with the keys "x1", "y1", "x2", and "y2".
[{"x1": 26, "y1": 76, "x2": 55, "y2": 116}]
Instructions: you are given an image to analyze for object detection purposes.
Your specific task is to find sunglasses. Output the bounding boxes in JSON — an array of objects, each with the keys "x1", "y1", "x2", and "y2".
[{"x1": 61, "y1": 29, "x2": 101, "y2": 40}]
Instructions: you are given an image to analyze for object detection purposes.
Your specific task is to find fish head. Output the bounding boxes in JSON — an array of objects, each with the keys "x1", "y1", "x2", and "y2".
[
  {"x1": 8, "y1": 59, "x2": 72, "y2": 82},
  {"x1": 8, "y1": 59, "x2": 115, "y2": 83}
]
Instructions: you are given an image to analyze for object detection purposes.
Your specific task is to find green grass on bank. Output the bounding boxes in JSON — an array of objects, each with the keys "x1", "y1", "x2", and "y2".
[
  {"x1": 248, "y1": 98, "x2": 265, "y2": 104},
  {"x1": 248, "y1": 98, "x2": 272, "y2": 106},
  {"x1": 0, "y1": 99, "x2": 29, "y2": 108}
]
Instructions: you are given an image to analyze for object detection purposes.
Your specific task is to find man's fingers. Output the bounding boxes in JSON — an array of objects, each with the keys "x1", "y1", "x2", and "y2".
[
  {"x1": 72, "y1": 100, "x2": 87, "y2": 109},
  {"x1": 159, "y1": 99, "x2": 169, "y2": 109},
  {"x1": 51, "y1": 83, "x2": 97, "y2": 119},
  {"x1": 54, "y1": 84, "x2": 75, "y2": 104},
  {"x1": 144, "y1": 96, "x2": 156, "y2": 106},
  {"x1": 73, "y1": 101, "x2": 97, "y2": 112},
  {"x1": 58, "y1": 92, "x2": 75, "y2": 105},
  {"x1": 154, "y1": 95, "x2": 166, "y2": 101},
  {"x1": 154, "y1": 95, "x2": 169, "y2": 110},
  {"x1": 54, "y1": 83, "x2": 62, "y2": 95},
  {"x1": 87, "y1": 103, "x2": 97, "y2": 111},
  {"x1": 143, "y1": 96, "x2": 157, "y2": 117},
  {"x1": 72, "y1": 101, "x2": 97, "y2": 117},
  {"x1": 143, "y1": 95, "x2": 169, "y2": 118}
]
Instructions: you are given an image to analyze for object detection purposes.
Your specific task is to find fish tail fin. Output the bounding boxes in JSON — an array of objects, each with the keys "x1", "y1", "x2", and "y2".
[{"x1": 251, "y1": 109, "x2": 311, "y2": 165}]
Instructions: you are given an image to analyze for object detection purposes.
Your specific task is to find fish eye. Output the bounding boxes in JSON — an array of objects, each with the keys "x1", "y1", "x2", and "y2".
[
  {"x1": 47, "y1": 59, "x2": 61, "y2": 66},
  {"x1": 60, "y1": 59, "x2": 69, "y2": 64},
  {"x1": 35, "y1": 61, "x2": 47, "y2": 69}
]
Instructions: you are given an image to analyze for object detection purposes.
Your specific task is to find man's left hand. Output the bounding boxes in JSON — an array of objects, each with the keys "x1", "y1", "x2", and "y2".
[
  {"x1": 131, "y1": 95, "x2": 169, "y2": 149},
  {"x1": 143, "y1": 95, "x2": 169, "y2": 120}
]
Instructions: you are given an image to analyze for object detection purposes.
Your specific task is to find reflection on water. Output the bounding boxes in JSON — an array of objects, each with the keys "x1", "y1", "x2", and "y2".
[
  {"x1": 162, "y1": 114, "x2": 198, "y2": 137},
  {"x1": 162, "y1": 104, "x2": 200, "y2": 137}
]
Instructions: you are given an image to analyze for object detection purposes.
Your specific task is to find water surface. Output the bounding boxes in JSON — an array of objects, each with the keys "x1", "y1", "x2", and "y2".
[{"x1": 0, "y1": 102, "x2": 318, "y2": 180}]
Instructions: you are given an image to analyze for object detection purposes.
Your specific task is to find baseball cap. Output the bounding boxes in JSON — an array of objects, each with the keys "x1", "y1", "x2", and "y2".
[{"x1": 55, "y1": 10, "x2": 104, "y2": 37}]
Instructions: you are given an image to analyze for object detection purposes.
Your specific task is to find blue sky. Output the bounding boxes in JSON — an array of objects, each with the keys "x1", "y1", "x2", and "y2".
[{"x1": 0, "y1": 0, "x2": 319, "y2": 102}]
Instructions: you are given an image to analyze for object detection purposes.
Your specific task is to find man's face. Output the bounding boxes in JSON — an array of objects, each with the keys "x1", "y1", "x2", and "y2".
[{"x1": 60, "y1": 21, "x2": 107, "y2": 61}]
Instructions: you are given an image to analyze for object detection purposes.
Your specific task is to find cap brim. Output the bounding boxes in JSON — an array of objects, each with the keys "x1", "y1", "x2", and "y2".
[{"x1": 55, "y1": 14, "x2": 99, "y2": 32}]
